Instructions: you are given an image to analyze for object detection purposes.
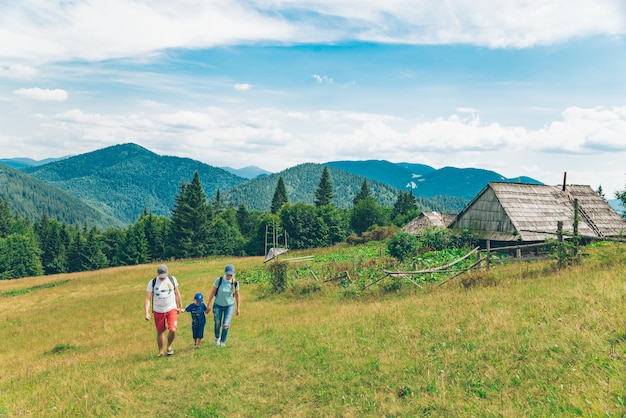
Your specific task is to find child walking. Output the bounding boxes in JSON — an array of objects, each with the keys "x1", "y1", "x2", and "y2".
[{"x1": 183, "y1": 293, "x2": 209, "y2": 348}]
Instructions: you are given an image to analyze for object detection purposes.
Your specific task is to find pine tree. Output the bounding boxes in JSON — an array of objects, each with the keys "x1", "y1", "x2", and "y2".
[
  {"x1": 392, "y1": 190, "x2": 418, "y2": 219},
  {"x1": 236, "y1": 203, "x2": 255, "y2": 238},
  {"x1": 213, "y1": 188, "x2": 223, "y2": 215},
  {"x1": 353, "y1": 179, "x2": 371, "y2": 205},
  {"x1": 35, "y1": 215, "x2": 69, "y2": 275},
  {"x1": 67, "y1": 229, "x2": 86, "y2": 273},
  {"x1": 0, "y1": 232, "x2": 44, "y2": 279},
  {"x1": 596, "y1": 185, "x2": 607, "y2": 202},
  {"x1": 116, "y1": 224, "x2": 149, "y2": 266},
  {"x1": 314, "y1": 166, "x2": 335, "y2": 207},
  {"x1": 0, "y1": 198, "x2": 12, "y2": 238},
  {"x1": 271, "y1": 176, "x2": 288, "y2": 214},
  {"x1": 83, "y1": 227, "x2": 109, "y2": 270},
  {"x1": 167, "y1": 172, "x2": 212, "y2": 259}
]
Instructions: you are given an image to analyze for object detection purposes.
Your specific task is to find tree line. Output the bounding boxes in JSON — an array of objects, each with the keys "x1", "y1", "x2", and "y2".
[{"x1": 0, "y1": 168, "x2": 421, "y2": 280}]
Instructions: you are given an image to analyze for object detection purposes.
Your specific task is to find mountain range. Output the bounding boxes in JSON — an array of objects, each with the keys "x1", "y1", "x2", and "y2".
[{"x1": 6, "y1": 142, "x2": 618, "y2": 230}]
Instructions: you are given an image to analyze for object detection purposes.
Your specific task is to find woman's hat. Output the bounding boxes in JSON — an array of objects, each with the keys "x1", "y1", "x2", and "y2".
[{"x1": 224, "y1": 264, "x2": 235, "y2": 275}]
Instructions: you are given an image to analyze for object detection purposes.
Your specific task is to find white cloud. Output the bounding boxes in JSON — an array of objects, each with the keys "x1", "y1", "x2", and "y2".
[
  {"x1": 234, "y1": 83, "x2": 253, "y2": 91},
  {"x1": 4, "y1": 103, "x2": 626, "y2": 193},
  {"x1": 13, "y1": 87, "x2": 68, "y2": 101},
  {"x1": 456, "y1": 107, "x2": 478, "y2": 114},
  {"x1": 1, "y1": 1, "x2": 623, "y2": 64},
  {"x1": 0, "y1": 63, "x2": 38, "y2": 79},
  {"x1": 140, "y1": 99, "x2": 167, "y2": 108},
  {"x1": 313, "y1": 74, "x2": 333, "y2": 84}
]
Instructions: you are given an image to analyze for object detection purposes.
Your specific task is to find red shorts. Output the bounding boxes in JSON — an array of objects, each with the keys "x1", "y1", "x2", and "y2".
[{"x1": 153, "y1": 309, "x2": 178, "y2": 333}]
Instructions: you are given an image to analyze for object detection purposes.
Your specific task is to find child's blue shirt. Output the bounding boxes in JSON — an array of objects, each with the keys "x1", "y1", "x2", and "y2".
[{"x1": 185, "y1": 302, "x2": 207, "y2": 327}]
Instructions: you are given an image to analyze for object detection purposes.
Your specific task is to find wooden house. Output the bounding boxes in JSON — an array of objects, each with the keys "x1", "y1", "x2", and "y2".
[
  {"x1": 403, "y1": 211, "x2": 456, "y2": 234},
  {"x1": 448, "y1": 182, "x2": 626, "y2": 242}
]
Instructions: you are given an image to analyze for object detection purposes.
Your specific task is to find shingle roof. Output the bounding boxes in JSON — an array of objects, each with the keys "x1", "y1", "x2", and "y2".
[
  {"x1": 449, "y1": 183, "x2": 626, "y2": 241},
  {"x1": 403, "y1": 211, "x2": 456, "y2": 234}
]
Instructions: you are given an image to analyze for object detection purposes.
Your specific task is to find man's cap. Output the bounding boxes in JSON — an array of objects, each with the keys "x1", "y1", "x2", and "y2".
[
  {"x1": 157, "y1": 264, "x2": 168, "y2": 279},
  {"x1": 224, "y1": 264, "x2": 235, "y2": 275},
  {"x1": 194, "y1": 292, "x2": 203, "y2": 303}
]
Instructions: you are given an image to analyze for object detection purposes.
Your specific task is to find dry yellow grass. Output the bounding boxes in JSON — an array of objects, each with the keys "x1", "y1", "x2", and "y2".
[{"x1": 0, "y1": 243, "x2": 625, "y2": 417}]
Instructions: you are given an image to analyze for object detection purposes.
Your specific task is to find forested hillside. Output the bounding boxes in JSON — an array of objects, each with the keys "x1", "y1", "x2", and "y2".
[
  {"x1": 411, "y1": 167, "x2": 543, "y2": 200},
  {"x1": 325, "y1": 160, "x2": 432, "y2": 190},
  {"x1": 23, "y1": 143, "x2": 247, "y2": 224},
  {"x1": 221, "y1": 162, "x2": 464, "y2": 212},
  {"x1": 0, "y1": 164, "x2": 123, "y2": 229},
  {"x1": 221, "y1": 163, "x2": 400, "y2": 211},
  {"x1": 6, "y1": 143, "x2": 542, "y2": 226}
]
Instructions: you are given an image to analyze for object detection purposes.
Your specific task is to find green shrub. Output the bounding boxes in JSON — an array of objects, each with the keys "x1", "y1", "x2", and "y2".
[
  {"x1": 267, "y1": 260, "x2": 289, "y2": 293},
  {"x1": 387, "y1": 232, "x2": 419, "y2": 261},
  {"x1": 417, "y1": 227, "x2": 454, "y2": 251}
]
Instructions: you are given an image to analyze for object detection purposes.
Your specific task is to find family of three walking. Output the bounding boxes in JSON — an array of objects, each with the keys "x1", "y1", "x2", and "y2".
[{"x1": 144, "y1": 263, "x2": 241, "y2": 356}]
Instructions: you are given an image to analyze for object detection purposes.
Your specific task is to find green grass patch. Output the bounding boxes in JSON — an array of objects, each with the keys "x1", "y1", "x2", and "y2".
[{"x1": 0, "y1": 279, "x2": 69, "y2": 297}]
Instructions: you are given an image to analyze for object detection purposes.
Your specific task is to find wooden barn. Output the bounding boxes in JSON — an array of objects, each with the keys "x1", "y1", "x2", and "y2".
[
  {"x1": 403, "y1": 211, "x2": 456, "y2": 234},
  {"x1": 448, "y1": 182, "x2": 626, "y2": 242}
]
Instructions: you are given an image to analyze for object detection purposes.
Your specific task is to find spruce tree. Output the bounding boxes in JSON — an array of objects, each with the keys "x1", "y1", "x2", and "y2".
[
  {"x1": 0, "y1": 198, "x2": 13, "y2": 238},
  {"x1": 213, "y1": 188, "x2": 223, "y2": 215},
  {"x1": 314, "y1": 166, "x2": 335, "y2": 207},
  {"x1": 167, "y1": 172, "x2": 212, "y2": 259},
  {"x1": 0, "y1": 232, "x2": 44, "y2": 279},
  {"x1": 67, "y1": 229, "x2": 86, "y2": 273},
  {"x1": 392, "y1": 190, "x2": 418, "y2": 219},
  {"x1": 271, "y1": 176, "x2": 288, "y2": 214},
  {"x1": 353, "y1": 179, "x2": 371, "y2": 205}
]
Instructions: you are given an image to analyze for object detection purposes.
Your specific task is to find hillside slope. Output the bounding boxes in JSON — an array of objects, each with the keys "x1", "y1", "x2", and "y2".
[
  {"x1": 23, "y1": 143, "x2": 247, "y2": 224},
  {"x1": 325, "y1": 160, "x2": 429, "y2": 190},
  {"x1": 221, "y1": 162, "x2": 466, "y2": 212},
  {"x1": 0, "y1": 164, "x2": 123, "y2": 229},
  {"x1": 412, "y1": 166, "x2": 543, "y2": 200}
]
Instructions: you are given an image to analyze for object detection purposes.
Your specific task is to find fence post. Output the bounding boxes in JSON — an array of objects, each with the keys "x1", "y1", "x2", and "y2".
[{"x1": 486, "y1": 240, "x2": 491, "y2": 271}]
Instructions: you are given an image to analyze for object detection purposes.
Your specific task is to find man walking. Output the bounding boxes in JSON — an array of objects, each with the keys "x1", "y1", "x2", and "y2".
[{"x1": 145, "y1": 265, "x2": 183, "y2": 356}]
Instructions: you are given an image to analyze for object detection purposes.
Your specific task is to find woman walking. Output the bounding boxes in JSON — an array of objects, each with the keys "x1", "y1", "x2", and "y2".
[{"x1": 206, "y1": 264, "x2": 240, "y2": 347}]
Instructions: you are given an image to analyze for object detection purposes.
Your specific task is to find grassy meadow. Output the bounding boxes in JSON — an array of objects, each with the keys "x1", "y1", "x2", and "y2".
[{"x1": 1, "y1": 242, "x2": 625, "y2": 417}]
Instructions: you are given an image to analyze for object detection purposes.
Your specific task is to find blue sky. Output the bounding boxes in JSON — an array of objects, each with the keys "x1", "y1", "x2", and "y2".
[{"x1": 1, "y1": 1, "x2": 626, "y2": 195}]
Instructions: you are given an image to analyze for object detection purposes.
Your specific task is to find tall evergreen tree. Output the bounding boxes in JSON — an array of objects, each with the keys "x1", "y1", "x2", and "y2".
[
  {"x1": 353, "y1": 179, "x2": 372, "y2": 206},
  {"x1": 0, "y1": 232, "x2": 43, "y2": 279},
  {"x1": 236, "y1": 203, "x2": 256, "y2": 239},
  {"x1": 317, "y1": 205, "x2": 349, "y2": 245},
  {"x1": 167, "y1": 172, "x2": 212, "y2": 259},
  {"x1": 67, "y1": 229, "x2": 86, "y2": 273},
  {"x1": 0, "y1": 198, "x2": 12, "y2": 238},
  {"x1": 314, "y1": 166, "x2": 335, "y2": 207},
  {"x1": 391, "y1": 190, "x2": 418, "y2": 220},
  {"x1": 100, "y1": 228, "x2": 125, "y2": 267},
  {"x1": 83, "y1": 227, "x2": 109, "y2": 270},
  {"x1": 213, "y1": 188, "x2": 223, "y2": 216},
  {"x1": 35, "y1": 215, "x2": 69, "y2": 275},
  {"x1": 271, "y1": 176, "x2": 289, "y2": 214},
  {"x1": 116, "y1": 224, "x2": 149, "y2": 266}
]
